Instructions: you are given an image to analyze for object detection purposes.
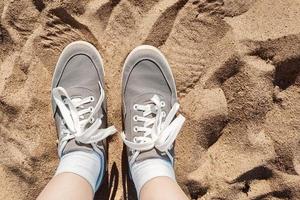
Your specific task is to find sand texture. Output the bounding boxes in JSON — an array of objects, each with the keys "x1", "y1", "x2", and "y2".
[{"x1": 0, "y1": 0, "x2": 300, "y2": 199}]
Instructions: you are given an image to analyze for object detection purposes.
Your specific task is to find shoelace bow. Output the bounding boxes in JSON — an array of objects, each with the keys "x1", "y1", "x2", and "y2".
[
  {"x1": 121, "y1": 95, "x2": 185, "y2": 166},
  {"x1": 52, "y1": 82, "x2": 117, "y2": 157}
]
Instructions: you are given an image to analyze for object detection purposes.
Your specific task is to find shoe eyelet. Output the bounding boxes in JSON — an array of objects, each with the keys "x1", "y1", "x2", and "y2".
[
  {"x1": 160, "y1": 101, "x2": 166, "y2": 107},
  {"x1": 133, "y1": 115, "x2": 138, "y2": 121},
  {"x1": 90, "y1": 96, "x2": 95, "y2": 102},
  {"x1": 89, "y1": 117, "x2": 95, "y2": 123},
  {"x1": 162, "y1": 111, "x2": 166, "y2": 117},
  {"x1": 89, "y1": 107, "x2": 94, "y2": 112},
  {"x1": 133, "y1": 126, "x2": 138, "y2": 132},
  {"x1": 133, "y1": 104, "x2": 138, "y2": 110}
]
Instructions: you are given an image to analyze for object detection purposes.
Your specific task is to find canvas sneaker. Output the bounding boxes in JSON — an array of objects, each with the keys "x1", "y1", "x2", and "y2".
[{"x1": 121, "y1": 45, "x2": 185, "y2": 175}]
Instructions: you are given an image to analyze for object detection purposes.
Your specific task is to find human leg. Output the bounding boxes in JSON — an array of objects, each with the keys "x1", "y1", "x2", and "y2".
[
  {"x1": 37, "y1": 173, "x2": 93, "y2": 200},
  {"x1": 140, "y1": 176, "x2": 189, "y2": 200}
]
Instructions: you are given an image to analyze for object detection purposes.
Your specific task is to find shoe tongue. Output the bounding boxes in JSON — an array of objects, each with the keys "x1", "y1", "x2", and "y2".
[
  {"x1": 134, "y1": 93, "x2": 162, "y2": 106},
  {"x1": 131, "y1": 93, "x2": 170, "y2": 162},
  {"x1": 67, "y1": 86, "x2": 98, "y2": 108},
  {"x1": 131, "y1": 93, "x2": 158, "y2": 134}
]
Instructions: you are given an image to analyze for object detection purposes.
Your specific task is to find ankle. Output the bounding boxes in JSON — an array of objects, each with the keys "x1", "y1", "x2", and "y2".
[
  {"x1": 130, "y1": 158, "x2": 175, "y2": 197},
  {"x1": 56, "y1": 150, "x2": 104, "y2": 193}
]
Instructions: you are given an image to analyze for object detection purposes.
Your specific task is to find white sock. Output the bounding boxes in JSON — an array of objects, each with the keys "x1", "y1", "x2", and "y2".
[
  {"x1": 131, "y1": 158, "x2": 175, "y2": 197},
  {"x1": 55, "y1": 151, "x2": 104, "y2": 193}
]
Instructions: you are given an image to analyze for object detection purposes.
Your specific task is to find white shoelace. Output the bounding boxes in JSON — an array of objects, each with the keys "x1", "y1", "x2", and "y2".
[
  {"x1": 121, "y1": 95, "x2": 185, "y2": 166},
  {"x1": 52, "y1": 82, "x2": 117, "y2": 157}
]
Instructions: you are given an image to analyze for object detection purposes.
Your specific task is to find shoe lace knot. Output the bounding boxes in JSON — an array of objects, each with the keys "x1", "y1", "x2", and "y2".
[
  {"x1": 121, "y1": 95, "x2": 185, "y2": 165},
  {"x1": 52, "y1": 82, "x2": 117, "y2": 157}
]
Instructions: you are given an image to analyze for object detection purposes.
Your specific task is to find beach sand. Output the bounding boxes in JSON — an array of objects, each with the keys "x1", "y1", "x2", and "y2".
[{"x1": 0, "y1": 0, "x2": 300, "y2": 199}]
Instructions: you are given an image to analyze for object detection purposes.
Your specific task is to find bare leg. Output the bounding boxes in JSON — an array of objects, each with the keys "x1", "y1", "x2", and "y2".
[
  {"x1": 37, "y1": 173, "x2": 93, "y2": 200},
  {"x1": 140, "y1": 177, "x2": 189, "y2": 200}
]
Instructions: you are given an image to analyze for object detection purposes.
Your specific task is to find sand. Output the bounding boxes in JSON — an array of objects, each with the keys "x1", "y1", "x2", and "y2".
[{"x1": 0, "y1": 0, "x2": 299, "y2": 199}]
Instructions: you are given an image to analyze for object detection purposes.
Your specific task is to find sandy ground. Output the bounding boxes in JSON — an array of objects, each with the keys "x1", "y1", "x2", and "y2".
[{"x1": 0, "y1": 0, "x2": 300, "y2": 199}]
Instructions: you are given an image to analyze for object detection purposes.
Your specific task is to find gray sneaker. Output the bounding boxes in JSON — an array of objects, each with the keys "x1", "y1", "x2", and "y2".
[
  {"x1": 121, "y1": 45, "x2": 185, "y2": 168},
  {"x1": 51, "y1": 41, "x2": 116, "y2": 170}
]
